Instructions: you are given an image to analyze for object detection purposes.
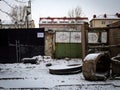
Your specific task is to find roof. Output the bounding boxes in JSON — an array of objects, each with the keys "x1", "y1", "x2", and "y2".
[
  {"x1": 91, "y1": 13, "x2": 120, "y2": 21},
  {"x1": 108, "y1": 21, "x2": 120, "y2": 26},
  {"x1": 0, "y1": 20, "x2": 25, "y2": 25},
  {"x1": 39, "y1": 17, "x2": 88, "y2": 20},
  {"x1": 39, "y1": 17, "x2": 89, "y2": 24}
]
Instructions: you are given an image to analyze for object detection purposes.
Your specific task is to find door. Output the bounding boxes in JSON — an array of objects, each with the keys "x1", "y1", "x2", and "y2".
[{"x1": 0, "y1": 28, "x2": 45, "y2": 63}]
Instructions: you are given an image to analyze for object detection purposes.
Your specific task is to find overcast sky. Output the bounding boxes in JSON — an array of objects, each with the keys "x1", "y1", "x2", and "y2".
[{"x1": 0, "y1": 0, "x2": 120, "y2": 27}]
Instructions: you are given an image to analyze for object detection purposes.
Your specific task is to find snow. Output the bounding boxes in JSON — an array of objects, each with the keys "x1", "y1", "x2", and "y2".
[
  {"x1": 0, "y1": 59, "x2": 120, "y2": 89},
  {"x1": 84, "y1": 53, "x2": 102, "y2": 61},
  {"x1": 94, "y1": 15, "x2": 120, "y2": 19}
]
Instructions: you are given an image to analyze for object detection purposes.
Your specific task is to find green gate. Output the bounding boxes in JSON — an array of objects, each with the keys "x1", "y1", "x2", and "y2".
[
  {"x1": 55, "y1": 43, "x2": 82, "y2": 58},
  {"x1": 55, "y1": 31, "x2": 82, "y2": 58}
]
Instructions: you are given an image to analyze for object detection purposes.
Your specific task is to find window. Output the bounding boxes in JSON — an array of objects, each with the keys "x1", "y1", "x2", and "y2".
[
  {"x1": 59, "y1": 21, "x2": 64, "y2": 23},
  {"x1": 53, "y1": 21, "x2": 57, "y2": 23},
  {"x1": 64, "y1": 21, "x2": 69, "y2": 23},
  {"x1": 71, "y1": 21, "x2": 75, "y2": 23},
  {"x1": 47, "y1": 21, "x2": 52, "y2": 23},
  {"x1": 42, "y1": 21, "x2": 46, "y2": 23},
  {"x1": 101, "y1": 21, "x2": 106, "y2": 24},
  {"x1": 108, "y1": 20, "x2": 113, "y2": 24},
  {"x1": 77, "y1": 21, "x2": 82, "y2": 23}
]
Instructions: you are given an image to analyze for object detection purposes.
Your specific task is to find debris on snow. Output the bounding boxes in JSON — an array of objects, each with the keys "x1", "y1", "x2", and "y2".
[{"x1": 21, "y1": 55, "x2": 52, "y2": 64}]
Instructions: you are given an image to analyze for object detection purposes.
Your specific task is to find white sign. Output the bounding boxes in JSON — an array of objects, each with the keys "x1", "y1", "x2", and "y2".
[
  {"x1": 56, "y1": 32, "x2": 69, "y2": 43},
  {"x1": 88, "y1": 33, "x2": 98, "y2": 43},
  {"x1": 37, "y1": 32, "x2": 44, "y2": 38},
  {"x1": 101, "y1": 32, "x2": 107, "y2": 43},
  {"x1": 71, "y1": 32, "x2": 81, "y2": 43},
  {"x1": 56, "y1": 32, "x2": 81, "y2": 43}
]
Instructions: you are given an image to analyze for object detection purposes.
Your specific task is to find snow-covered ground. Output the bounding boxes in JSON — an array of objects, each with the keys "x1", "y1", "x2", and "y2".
[{"x1": 0, "y1": 59, "x2": 120, "y2": 90}]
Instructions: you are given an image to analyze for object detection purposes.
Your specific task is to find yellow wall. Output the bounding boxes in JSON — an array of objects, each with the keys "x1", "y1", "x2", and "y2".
[{"x1": 90, "y1": 19, "x2": 120, "y2": 27}]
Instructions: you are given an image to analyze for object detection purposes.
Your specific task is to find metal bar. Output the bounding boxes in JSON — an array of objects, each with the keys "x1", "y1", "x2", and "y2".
[
  {"x1": 16, "y1": 40, "x2": 18, "y2": 63},
  {"x1": 89, "y1": 44, "x2": 120, "y2": 49},
  {"x1": 89, "y1": 26, "x2": 120, "y2": 30}
]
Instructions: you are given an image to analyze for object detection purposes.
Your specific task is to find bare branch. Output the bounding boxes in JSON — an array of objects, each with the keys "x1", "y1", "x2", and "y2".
[
  {"x1": 10, "y1": 5, "x2": 26, "y2": 22},
  {"x1": 75, "y1": 6, "x2": 82, "y2": 17},
  {"x1": 2, "y1": 0, "x2": 15, "y2": 9},
  {"x1": 68, "y1": 6, "x2": 82, "y2": 18},
  {"x1": 0, "y1": 8, "x2": 17, "y2": 21},
  {"x1": 67, "y1": 6, "x2": 83, "y2": 30}
]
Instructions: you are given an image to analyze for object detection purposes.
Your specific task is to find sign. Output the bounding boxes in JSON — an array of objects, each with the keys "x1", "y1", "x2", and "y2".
[
  {"x1": 88, "y1": 33, "x2": 98, "y2": 43},
  {"x1": 37, "y1": 32, "x2": 44, "y2": 38},
  {"x1": 101, "y1": 32, "x2": 107, "y2": 43},
  {"x1": 71, "y1": 32, "x2": 81, "y2": 43},
  {"x1": 56, "y1": 32, "x2": 69, "y2": 43},
  {"x1": 56, "y1": 32, "x2": 81, "y2": 43}
]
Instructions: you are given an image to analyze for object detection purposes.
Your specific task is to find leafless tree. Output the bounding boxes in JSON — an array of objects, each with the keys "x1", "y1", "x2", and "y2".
[
  {"x1": 0, "y1": 8, "x2": 15, "y2": 20},
  {"x1": 10, "y1": 5, "x2": 26, "y2": 23},
  {"x1": 68, "y1": 6, "x2": 83, "y2": 18},
  {"x1": 68, "y1": 6, "x2": 83, "y2": 30}
]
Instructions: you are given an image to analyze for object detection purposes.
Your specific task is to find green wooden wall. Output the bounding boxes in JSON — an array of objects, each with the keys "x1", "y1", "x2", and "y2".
[{"x1": 55, "y1": 43, "x2": 82, "y2": 58}]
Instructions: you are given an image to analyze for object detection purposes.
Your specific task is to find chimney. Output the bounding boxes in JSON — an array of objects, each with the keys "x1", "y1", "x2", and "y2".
[
  {"x1": 118, "y1": 14, "x2": 120, "y2": 18},
  {"x1": 116, "y1": 13, "x2": 119, "y2": 16},
  {"x1": 116, "y1": 13, "x2": 120, "y2": 18},
  {"x1": 93, "y1": 15, "x2": 96, "y2": 18},
  {"x1": 104, "y1": 14, "x2": 107, "y2": 18}
]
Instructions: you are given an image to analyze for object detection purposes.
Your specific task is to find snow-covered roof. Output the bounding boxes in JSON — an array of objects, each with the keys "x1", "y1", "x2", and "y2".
[
  {"x1": 98, "y1": 15, "x2": 119, "y2": 19},
  {"x1": 1, "y1": 20, "x2": 25, "y2": 25},
  {"x1": 39, "y1": 17, "x2": 89, "y2": 24},
  {"x1": 92, "y1": 14, "x2": 120, "y2": 20}
]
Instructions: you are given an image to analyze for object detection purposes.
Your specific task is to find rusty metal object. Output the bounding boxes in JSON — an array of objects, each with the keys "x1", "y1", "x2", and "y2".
[{"x1": 82, "y1": 53, "x2": 111, "y2": 81}]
